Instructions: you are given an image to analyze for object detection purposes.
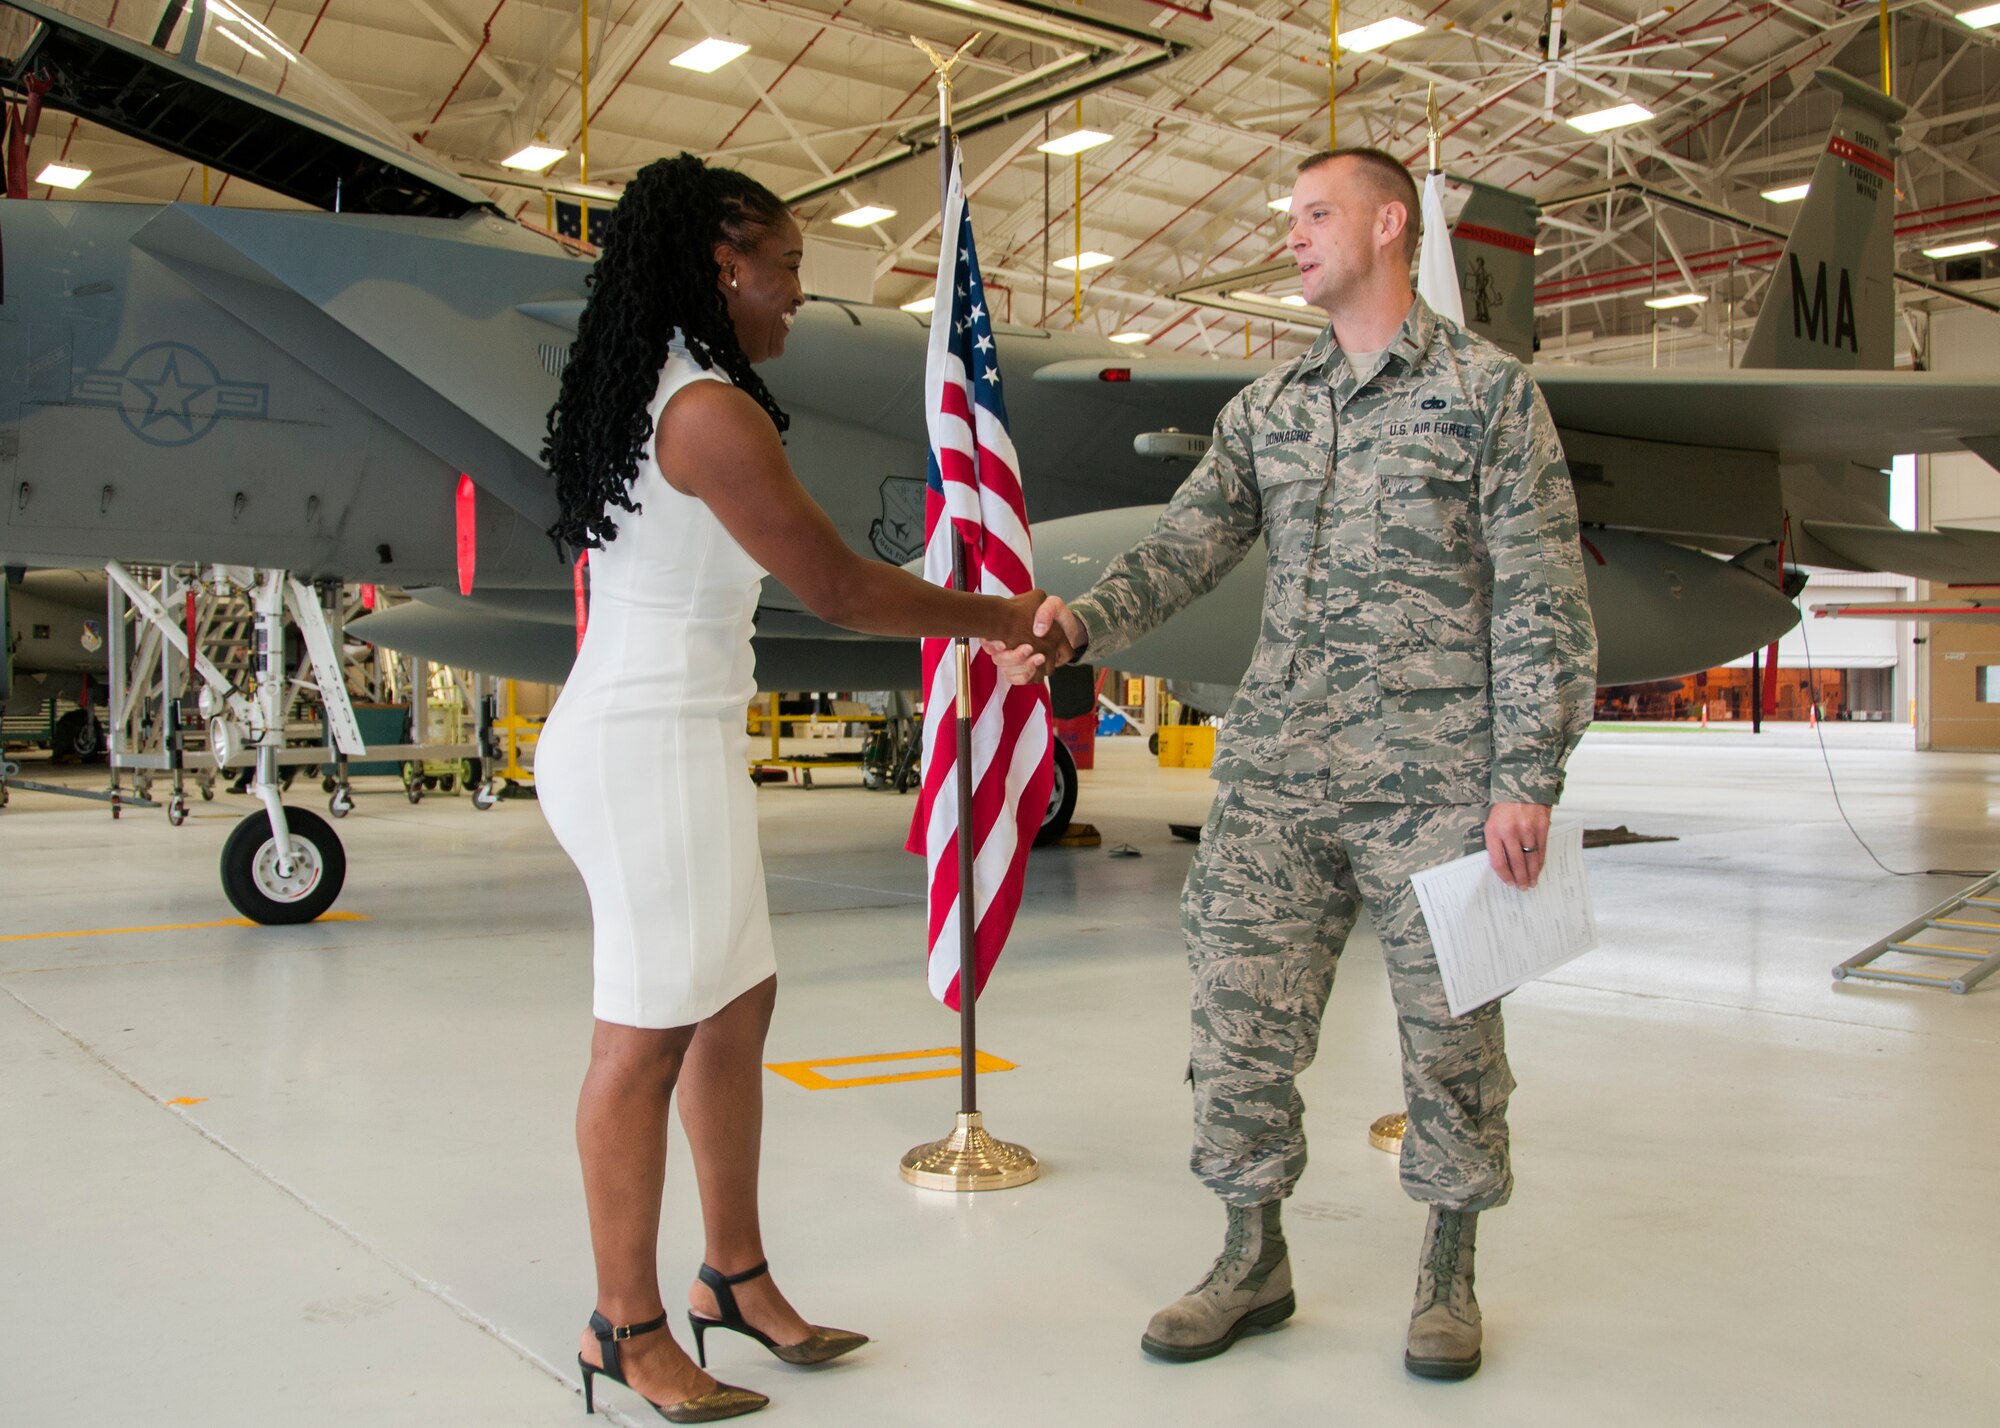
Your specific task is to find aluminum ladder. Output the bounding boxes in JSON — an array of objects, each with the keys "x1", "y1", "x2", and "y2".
[{"x1": 1833, "y1": 871, "x2": 2000, "y2": 994}]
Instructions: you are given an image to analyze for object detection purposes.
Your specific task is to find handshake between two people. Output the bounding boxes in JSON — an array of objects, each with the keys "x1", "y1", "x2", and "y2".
[{"x1": 986, "y1": 593, "x2": 1086, "y2": 685}]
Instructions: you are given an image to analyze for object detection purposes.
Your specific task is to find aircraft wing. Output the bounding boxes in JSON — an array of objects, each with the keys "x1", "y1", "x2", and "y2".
[
  {"x1": 1, "y1": 0, "x2": 494, "y2": 217},
  {"x1": 348, "y1": 587, "x2": 919, "y2": 690},
  {"x1": 1802, "y1": 523, "x2": 2000, "y2": 584},
  {"x1": 1033, "y1": 359, "x2": 2000, "y2": 465}
]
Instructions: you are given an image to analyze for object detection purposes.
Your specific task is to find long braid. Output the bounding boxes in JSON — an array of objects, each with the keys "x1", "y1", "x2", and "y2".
[{"x1": 542, "y1": 154, "x2": 791, "y2": 554}]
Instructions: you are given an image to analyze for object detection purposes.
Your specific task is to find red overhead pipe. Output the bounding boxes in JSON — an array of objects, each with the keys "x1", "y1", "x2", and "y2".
[
  {"x1": 419, "y1": 1, "x2": 509, "y2": 145},
  {"x1": 718, "y1": 18, "x2": 834, "y2": 152}
]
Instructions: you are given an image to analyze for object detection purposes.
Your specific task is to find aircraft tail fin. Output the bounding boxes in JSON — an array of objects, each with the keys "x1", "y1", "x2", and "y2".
[
  {"x1": 1740, "y1": 70, "x2": 1905, "y2": 371},
  {"x1": 1448, "y1": 182, "x2": 1540, "y2": 363}
]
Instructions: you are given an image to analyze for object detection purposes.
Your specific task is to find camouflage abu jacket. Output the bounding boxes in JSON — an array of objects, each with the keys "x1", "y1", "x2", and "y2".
[{"x1": 1067, "y1": 298, "x2": 1598, "y2": 806}]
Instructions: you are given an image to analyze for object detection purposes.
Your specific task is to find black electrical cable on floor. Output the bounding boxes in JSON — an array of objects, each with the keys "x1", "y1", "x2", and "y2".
[{"x1": 1794, "y1": 580, "x2": 1987, "y2": 880}]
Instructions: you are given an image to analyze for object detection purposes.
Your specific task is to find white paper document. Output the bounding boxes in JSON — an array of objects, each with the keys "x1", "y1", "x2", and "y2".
[{"x1": 1409, "y1": 822, "x2": 1598, "y2": 1016}]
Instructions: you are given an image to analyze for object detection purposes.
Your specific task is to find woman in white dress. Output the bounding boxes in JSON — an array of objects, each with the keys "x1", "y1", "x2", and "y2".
[{"x1": 536, "y1": 155, "x2": 1064, "y2": 1423}]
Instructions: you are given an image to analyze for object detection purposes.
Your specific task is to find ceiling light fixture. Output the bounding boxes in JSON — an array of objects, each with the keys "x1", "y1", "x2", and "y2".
[
  {"x1": 1921, "y1": 237, "x2": 1996, "y2": 259},
  {"x1": 1053, "y1": 251, "x2": 1113, "y2": 271},
  {"x1": 1268, "y1": 196, "x2": 1292, "y2": 212},
  {"x1": 1761, "y1": 182, "x2": 1810, "y2": 203},
  {"x1": 1228, "y1": 290, "x2": 1310, "y2": 308},
  {"x1": 37, "y1": 162, "x2": 89, "y2": 189},
  {"x1": 502, "y1": 143, "x2": 566, "y2": 172},
  {"x1": 1567, "y1": 102, "x2": 1654, "y2": 134},
  {"x1": 1955, "y1": 4, "x2": 2000, "y2": 28},
  {"x1": 213, "y1": 25, "x2": 265, "y2": 59},
  {"x1": 209, "y1": 0, "x2": 297, "y2": 61},
  {"x1": 900, "y1": 296, "x2": 936, "y2": 314},
  {"x1": 671, "y1": 38, "x2": 750, "y2": 72},
  {"x1": 1339, "y1": 17, "x2": 1426, "y2": 52},
  {"x1": 831, "y1": 204, "x2": 895, "y2": 227},
  {"x1": 1643, "y1": 292, "x2": 1708, "y2": 309},
  {"x1": 1037, "y1": 129, "x2": 1114, "y2": 157},
  {"x1": 1109, "y1": 331, "x2": 1151, "y2": 344}
]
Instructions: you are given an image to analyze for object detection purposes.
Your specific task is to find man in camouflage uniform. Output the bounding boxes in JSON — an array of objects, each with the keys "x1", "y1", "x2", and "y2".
[{"x1": 992, "y1": 148, "x2": 1596, "y2": 1378}]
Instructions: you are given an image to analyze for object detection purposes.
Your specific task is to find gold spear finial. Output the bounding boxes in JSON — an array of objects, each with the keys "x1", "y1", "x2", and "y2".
[{"x1": 1426, "y1": 82, "x2": 1442, "y2": 175}]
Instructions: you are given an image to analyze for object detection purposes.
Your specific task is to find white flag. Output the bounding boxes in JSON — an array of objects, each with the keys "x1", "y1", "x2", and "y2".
[{"x1": 1416, "y1": 170, "x2": 1463, "y2": 324}]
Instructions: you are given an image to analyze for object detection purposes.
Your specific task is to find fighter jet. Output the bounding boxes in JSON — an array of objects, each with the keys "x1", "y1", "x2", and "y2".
[{"x1": 5, "y1": 1, "x2": 2000, "y2": 917}]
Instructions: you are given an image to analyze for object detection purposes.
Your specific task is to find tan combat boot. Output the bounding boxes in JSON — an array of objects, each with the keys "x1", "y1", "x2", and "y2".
[
  {"x1": 1141, "y1": 1202, "x2": 1295, "y2": 1362},
  {"x1": 1404, "y1": 1206, "x2": 1481, "y2": 1379}
]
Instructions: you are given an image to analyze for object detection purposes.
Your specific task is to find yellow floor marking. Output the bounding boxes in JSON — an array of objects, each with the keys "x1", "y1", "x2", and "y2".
[
  {"x1": 164, "y1": 1097, "x2": 207, "y2": 1107},
  {"x1": 0, "y1": 912, "x2": 369, "y2": 942},
  {"x1": 765, "y1": 1047, "x2": 1017, "y2": 1091}
]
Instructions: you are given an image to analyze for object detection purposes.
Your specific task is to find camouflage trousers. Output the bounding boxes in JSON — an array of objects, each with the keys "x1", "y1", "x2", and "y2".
[{"x1": 1181, "y1": 785, "x2": 1515, "y2": 1212}]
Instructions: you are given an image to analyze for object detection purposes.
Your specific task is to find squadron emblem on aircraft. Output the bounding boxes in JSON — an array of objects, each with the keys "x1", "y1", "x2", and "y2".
[
  {"x1": 72, "y1": 341, "x2": 270, "y2": 448},
  {"x1": 870, "y1": 476, "x2": 928, "y2": 564},
  {"x1": 1462, "y1": 255, "x2": 1503, "y2": 326}
]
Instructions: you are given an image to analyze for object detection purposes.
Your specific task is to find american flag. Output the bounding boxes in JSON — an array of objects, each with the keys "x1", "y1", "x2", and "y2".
[{"x1": 904, "y1": 149, "x2": 1054, "y2": 1010}]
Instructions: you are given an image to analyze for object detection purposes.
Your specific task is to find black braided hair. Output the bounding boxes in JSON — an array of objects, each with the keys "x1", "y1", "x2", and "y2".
[{"x1": 543, "y1": 153, "x2": 792, "y2": 553}]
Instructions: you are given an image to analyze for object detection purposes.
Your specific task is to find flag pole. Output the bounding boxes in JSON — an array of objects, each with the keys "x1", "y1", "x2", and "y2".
[
  {"x1": 900, "y1": 32, "x2": 1037, "y2": 1193},
  {"x1": 1373, "y1": 83, "x2": 1450, "y2": 1163}
]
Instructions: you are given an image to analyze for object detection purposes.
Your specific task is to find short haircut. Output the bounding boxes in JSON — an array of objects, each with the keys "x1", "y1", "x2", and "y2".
[{"x1": 1296, "y1": 146, "x2": 1421, "y2": 263}]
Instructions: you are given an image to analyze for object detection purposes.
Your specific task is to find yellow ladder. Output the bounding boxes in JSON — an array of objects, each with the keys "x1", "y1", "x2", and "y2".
[{"x1": 1833, "y1": 871, "x2": 2000, "y2": 994}]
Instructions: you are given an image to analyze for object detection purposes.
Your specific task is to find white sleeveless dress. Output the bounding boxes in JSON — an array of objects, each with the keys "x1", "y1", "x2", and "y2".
[{"x1": 536, "y1": 342, "x2": 777, "y2": 1028}]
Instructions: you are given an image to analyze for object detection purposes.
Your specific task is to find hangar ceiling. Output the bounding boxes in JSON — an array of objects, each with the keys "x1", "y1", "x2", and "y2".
[{"x1": 19, "y1": 0, "x2": 2000, "y2": 366}]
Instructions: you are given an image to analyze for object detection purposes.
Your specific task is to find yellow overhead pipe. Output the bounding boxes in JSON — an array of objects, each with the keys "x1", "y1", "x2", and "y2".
[
  {"x1": 580, "y1": 0, "x2": 591, "y2": 187},
  {"x1": 1329, "y1": 0, "x2": 1339, "y2": 148},
  {"x1": 1878, "y1": 0, "x2": 1891, "y2": 97}
]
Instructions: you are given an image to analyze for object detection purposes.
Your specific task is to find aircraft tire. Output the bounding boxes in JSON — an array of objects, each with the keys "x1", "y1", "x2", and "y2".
[
  {"x1": 1034, "y1": 739, "x2": 1078, "y2": 847},
  {"x1": 52, "y1": 709, "x2": 104, "y2": 763},
  {"x1": 220, "y1": 807, "x2": 346, "y2": 925}
]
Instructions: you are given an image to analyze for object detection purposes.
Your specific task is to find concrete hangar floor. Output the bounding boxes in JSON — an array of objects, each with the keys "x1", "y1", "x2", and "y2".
[{"x1": 3, "y1": 725, "x2": 1995, "y2": 1427}]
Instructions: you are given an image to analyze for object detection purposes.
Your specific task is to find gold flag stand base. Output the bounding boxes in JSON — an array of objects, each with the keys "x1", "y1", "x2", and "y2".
[
  {"x1": 900, "y1": 1111, "x2": 1039, "y2": 1191},
  {"x1": 1369, "y1": 1112, "x2": 1407, "y2": 1155}
]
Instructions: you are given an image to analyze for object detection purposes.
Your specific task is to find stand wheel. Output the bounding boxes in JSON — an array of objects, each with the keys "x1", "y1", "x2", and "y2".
[
  {"x1": 439, "y1": 774, "x2": 457, "y2": 794},
  {"x1": 328, "y1": 786, "x2": 355, "y2": 819},
  {"x1": 406, "y1": 783, "x2": 423, "y2": 805},
  {"x1": 220, "y1": 807, "x2": 346, "y2": 924},
  {"x1": 321, "y1": 776, "x2": 338, "y2": 794},
  {"x1": 473, "y1": 780, "x2": 500, "y2": 811},
  {"x1": 167, "y1": 793, "x2": 189, "y2": 827}
]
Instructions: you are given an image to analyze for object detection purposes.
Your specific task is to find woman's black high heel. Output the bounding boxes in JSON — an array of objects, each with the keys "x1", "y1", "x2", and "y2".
[
  {"x1": 687, "y1": 1262, "x2": 869, "y2": 1368},
  {"x1": 578, "y1": 1310, "x2": 768, "y2": 1422}
]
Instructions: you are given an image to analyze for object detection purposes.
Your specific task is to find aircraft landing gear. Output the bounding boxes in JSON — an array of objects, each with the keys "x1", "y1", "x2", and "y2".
[
  {"x1": 107, "y1": 563, "x2": 366, "y2": 924},
  {"x1": 1034, "y1": 739, "x2": 1078, "y2": 847},
  {"x1": 220, "y1": 804, "x2": 346, "y2": 925}
]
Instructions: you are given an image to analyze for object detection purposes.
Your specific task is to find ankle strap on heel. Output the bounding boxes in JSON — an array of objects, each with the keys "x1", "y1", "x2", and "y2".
[
  {"x1": 588, "y1": 1309, "x2": 668, "y2": 1379},
  {"x1": 696, "y1": 1261, "x2": 770, "y2": 1324}
]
